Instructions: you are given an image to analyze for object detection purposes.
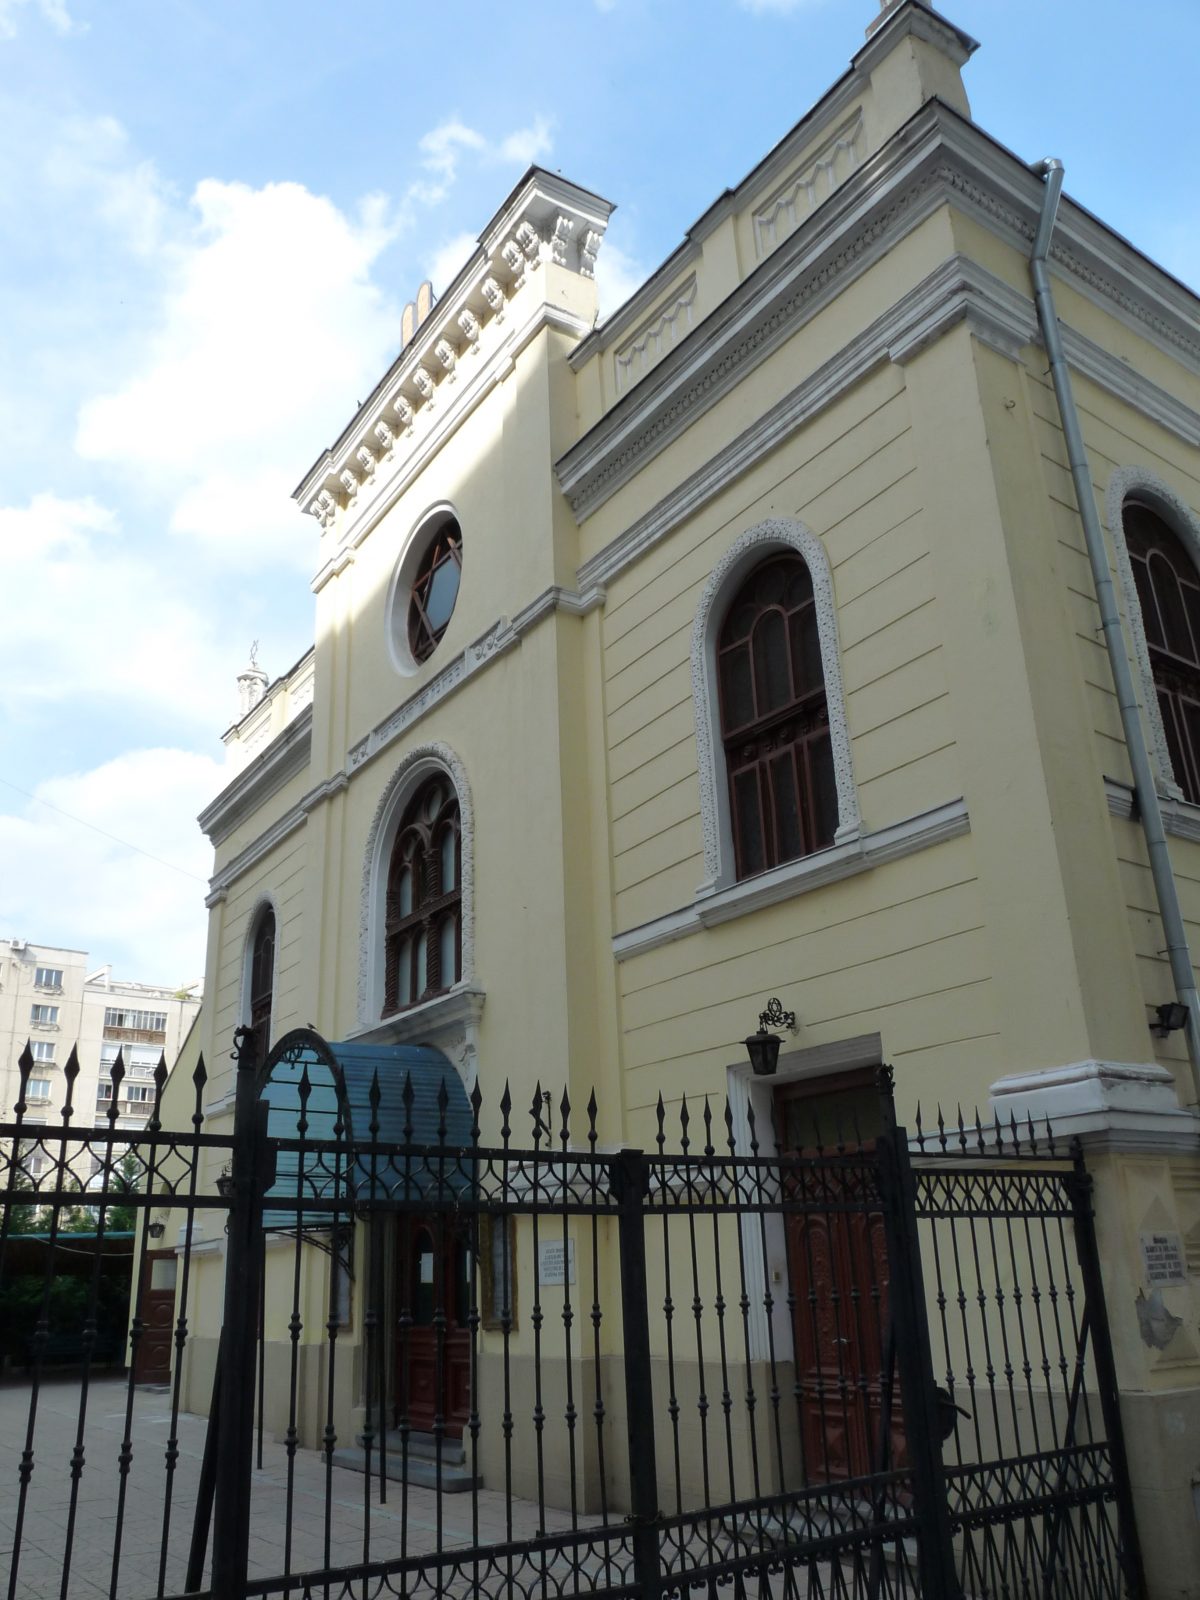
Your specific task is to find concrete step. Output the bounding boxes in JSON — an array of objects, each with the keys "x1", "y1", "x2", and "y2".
[
  {"x1": 333, "y1": 1431, "x2": 479, "y2": 1493},
  {"x1": 352, "y1": 1428, "x2": 467, "y2": 1465}
]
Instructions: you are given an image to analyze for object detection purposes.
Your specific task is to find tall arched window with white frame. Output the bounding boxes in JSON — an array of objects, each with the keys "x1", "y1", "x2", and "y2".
[
  {"x1": 717, "y1": 551, "x2": 838, "y2": 878},
  {"x1": 1124, "y1": 500, "x2": 1200, "y2": 804},
  {"x1": 692, "y1": 519, "x2": 857, "y2": 898},
  {"x1": 248, "y1": 907, "x2": 276, "y2": 1064},
  {"x1": 383, "y1": 774, "x2": 462, "y2": 1015}
]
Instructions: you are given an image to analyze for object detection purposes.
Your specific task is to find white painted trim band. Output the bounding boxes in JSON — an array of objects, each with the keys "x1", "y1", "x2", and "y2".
[{"x1": 612, "y1": 796, "x2": 969, "y2": 959}]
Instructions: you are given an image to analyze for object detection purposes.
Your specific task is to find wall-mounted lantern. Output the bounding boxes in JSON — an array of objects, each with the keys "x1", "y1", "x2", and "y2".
[
  {"x1": 743, "y1": 997, "x2": 798, "y2": 1077},
  {"x1": 1152, "y1": 1001, "x2": 1190, "y2": 1038}
]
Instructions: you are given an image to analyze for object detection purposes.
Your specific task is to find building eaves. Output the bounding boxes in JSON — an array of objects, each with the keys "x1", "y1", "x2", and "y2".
[
  {"x1": 291, "y1": 165, "x2": 615, "y2": 513},
  {"x1": 199, "y1": 704, "x2": 314, "y2": 848},
  {"x1": 568, "y1": 0, "x2": 979, "y2": 370},
  {"x1": 558, "y1": 98, "x2": 1200, "y2": 529},
  {"x1": 220, "y1": 646, "x2": 315, "y2": 743}
]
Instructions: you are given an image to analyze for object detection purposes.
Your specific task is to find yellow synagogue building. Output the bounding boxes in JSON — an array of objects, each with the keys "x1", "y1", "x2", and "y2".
[{"x1": 156, "y1": 4, "x2": 1200, "y2": 1592}]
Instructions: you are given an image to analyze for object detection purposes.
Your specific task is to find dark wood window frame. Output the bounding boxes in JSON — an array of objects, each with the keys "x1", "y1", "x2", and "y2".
[
  {"x1": 478, "y1": 1214, "x2": 517, "y2": 1331},
  {"x1": 248, "y1": 909, "x2": 275, "y2": 1065},
  {"x1": 1125, "y1": 501, "x2": 1200, "y2": 805},
  {"x1": 409, "y1": 520, "x2": 463, "y2": 664},
  {"x1": 383, "y1": 776, "x2": 462, "y2": 1017},
  {"x1": 717, "y1": 551, "x2": 837, "y2": 880}
]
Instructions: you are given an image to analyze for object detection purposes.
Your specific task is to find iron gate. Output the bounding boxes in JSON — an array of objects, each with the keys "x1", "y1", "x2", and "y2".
[{"x1": 0, "y1": 1030, "x2": 1143, "y2": 1600}]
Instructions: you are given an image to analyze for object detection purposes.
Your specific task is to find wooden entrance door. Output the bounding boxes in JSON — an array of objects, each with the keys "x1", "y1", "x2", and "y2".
[
  {"x1": 132, "y1": 1249, "x2": 177, "y2": 1384},
  {"x1": 394, "y1": 1217, "x2": 471, "y2": 1436},
  {"x1": 777, "y1": 1072, "x2": 901, "y2": 1482}
]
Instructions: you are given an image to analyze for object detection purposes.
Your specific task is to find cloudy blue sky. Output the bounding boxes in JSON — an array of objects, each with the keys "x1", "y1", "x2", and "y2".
[{"x1": 1, "y1": 0, "x2": 1197, "y2": 986}]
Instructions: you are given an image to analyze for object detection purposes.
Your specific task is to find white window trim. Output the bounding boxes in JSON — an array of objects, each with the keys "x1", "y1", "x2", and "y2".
[
  {"x1": 240, "y1": 895, "x2": 279, "y2": 1049},
  {"x1": 1106, "y1": 465, "x2": 1200, "y2": 800},
  {"x1": 691, "y1": 517, "x2": 860, "y2": 899},
  {"x1": 385, "y1": 501, "x2": 461, "y2": 678},
  {"x1": 358, "y1": 740, "x2": 476, "y2": 1032}
]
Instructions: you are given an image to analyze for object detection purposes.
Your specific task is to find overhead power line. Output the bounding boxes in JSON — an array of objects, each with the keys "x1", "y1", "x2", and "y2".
[{"x1": 0, "y1": 776, "x2": 207, "y2": 884}]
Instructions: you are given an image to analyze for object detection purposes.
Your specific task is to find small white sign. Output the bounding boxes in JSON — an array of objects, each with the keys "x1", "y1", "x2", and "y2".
[
  {"x1": 1139, "y1": 1231, "x2": 1187, "y2": 1288},
  {"x1": 537, "y1": 1238, "x2": 575, "y2": 1287}
]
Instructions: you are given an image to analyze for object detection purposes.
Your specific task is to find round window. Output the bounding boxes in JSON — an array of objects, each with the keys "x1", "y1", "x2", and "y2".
[
  {"x1": 408, "y1": 520, "x2": 463, "y2": 663},
  {"x1": 387, "y1": 510, "x2": 464, "y2": 676}
]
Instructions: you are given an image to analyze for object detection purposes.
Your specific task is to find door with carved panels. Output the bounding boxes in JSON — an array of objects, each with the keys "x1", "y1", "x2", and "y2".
[
  {"x1": 776, "y1": 1072, "x2": 902, "y2": 1481},
  {"x1": 394, "y1": 1216, "x2": 471, "y2": 1436},
  {"x1": 133, "y1": 1249, "x2": 177, "y2": 1385}
]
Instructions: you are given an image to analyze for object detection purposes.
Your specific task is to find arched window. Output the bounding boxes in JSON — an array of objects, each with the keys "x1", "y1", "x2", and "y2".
[
  {"x1": 248, "y1": 908, "x2": 275, "y2": 1064},
  {"x1": 717, "y1": 552, "x2": 837, "y2": 878},
  {"x1": 384, "y1": 775, "x2": 462, "y2": 1015},
  {"x1": 1125, "y1": 501, "x2": 1200, "y2": 804}
]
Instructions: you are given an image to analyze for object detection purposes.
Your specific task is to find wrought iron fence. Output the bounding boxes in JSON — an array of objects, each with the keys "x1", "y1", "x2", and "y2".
[{"x1": 0, "y1": 1030, "x2": 1144, "y2": 1600}]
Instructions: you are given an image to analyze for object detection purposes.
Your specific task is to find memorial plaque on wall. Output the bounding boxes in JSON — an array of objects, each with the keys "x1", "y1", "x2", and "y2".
[
  {"x1": 1139, "y1": 1231, "x2": 1187, "y2": 1288},
  {"x1": 537, "y1": 1239, "x2": 575, "y2": 1287}
]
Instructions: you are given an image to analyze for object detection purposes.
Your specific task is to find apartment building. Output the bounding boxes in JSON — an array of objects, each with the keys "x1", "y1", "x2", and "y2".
[{"x1": 0, "y1": 939, "x2": 201, "y2": 1172}]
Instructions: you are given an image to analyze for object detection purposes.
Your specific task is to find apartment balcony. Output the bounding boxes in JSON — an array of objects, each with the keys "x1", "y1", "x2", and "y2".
[{"x1": 102, "y1": 1026, "x2": 167, "y2": 1046}]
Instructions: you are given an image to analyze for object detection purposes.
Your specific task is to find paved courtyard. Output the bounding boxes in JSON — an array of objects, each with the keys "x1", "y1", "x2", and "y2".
[{"x1": 0, "y1": 1377, "x2": 592, "y2": 1598}]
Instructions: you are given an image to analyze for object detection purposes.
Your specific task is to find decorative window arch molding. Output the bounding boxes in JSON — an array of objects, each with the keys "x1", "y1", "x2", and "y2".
[
  {"x1": 1105, "y1": 465, "x2": 1200, "y2": 799},
  {"x1": 358, "y1": 741, "x2": 477, "y2": 1029},
  {"x1": 240, "y1": 896, "x2": 278, "y2": 1029},
  {"x1": 385, "y1": 500, "x2": 462, "y2": 678},
  {"x1": 691, "y1": 517, "x2": 860, "y2": 896}
]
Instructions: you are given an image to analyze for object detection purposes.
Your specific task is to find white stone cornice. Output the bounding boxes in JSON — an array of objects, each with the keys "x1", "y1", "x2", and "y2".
[
  {"x1": 198, "y1": 706, "x2": 313, "y2": 848},
  {"x1": 989, "y1": 1060, "x2": 1200, "y2": 1154},
  {"x1": 294, "y1": 169, "x2": 613, "y2": 548},
  {"x1": 310, "y1": 293, "x2": 594, "y2": 596},
  {"x1": 573, "y1": 254, "x2": 1018, "y2": 591},
  {"x1": 346, "y1": 584, "x2": 602, "y2": 773},
  {"x1": 198, "y1": 586, "x2": 604, "y2": 904},
  {"x1": 572, "y1": 244, "x2": 1200, "y2": 592},
  {"x1": 1105, "y1": 777, "x2": 1200, "y2": 846},
  {"x1": 852, "y1": 0, "x2": 978, "y2": 77},
  {"x1": 204, "y1": 774, "x2": 348, "y2": 904},
  {"x1": 559, "y1": 104, "x2": 1200, "y2": 530},
  {"x1": 206, "y1": 804, "x2": 308, "y2": 903}
]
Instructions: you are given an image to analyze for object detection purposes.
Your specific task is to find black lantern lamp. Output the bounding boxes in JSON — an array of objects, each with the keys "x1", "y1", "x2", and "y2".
[
  {"x1": 147, "y1": 1219, "x2": 167, "y2": 1240},
  {"x1": 744, "y1": 997, "x2": 797, "y2": 1077},
  {"x1": 1152, "y1": 1001, "x2": 1190, "y2": 1038}
]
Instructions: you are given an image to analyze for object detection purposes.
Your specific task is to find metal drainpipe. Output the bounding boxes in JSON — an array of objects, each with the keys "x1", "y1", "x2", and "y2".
[{"x1": 1030, "y1": 157, "x2": 1200, "y2": 1101}]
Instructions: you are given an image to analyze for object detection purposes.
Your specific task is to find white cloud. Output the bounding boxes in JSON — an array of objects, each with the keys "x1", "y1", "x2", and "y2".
[
  {"x1": 75, "y1": 178, "x2": 405, "y2": 568},
  {"x1": 0, "y1": 494, "x2": 229, "y2": 727},
  {"x1": 0, "y1": 0, "x2": 76, "y2": 40},
  {"x1": 426, "y1": 230, "x2": 478, "y2": 295},
  {"x1": 594, "y1": 237, "x2": 649, "y2": 319},
  {"x1": 413, "y1": 121, "x2": 487, "y2": 204},
  {"x1": 498, "y1": 116, "x2": 554, "y2": 169},
  {"x1": 414, "y1": 116, "x2": 555, "y2": 205},
  {"x1": 68, "y1": 107, "x2": 557, "y2": 573},
  {"x1": 42, "y1": 113, "x2": 174, "y2": 256},
  {"x1": 0, "y1": 749, "x2": 222, "y2": 984}
]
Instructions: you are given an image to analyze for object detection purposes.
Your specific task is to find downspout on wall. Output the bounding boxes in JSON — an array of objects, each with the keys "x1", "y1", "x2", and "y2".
[{"x1": 1029, "y1": 158, "x2": 1200, "y2": 1104}]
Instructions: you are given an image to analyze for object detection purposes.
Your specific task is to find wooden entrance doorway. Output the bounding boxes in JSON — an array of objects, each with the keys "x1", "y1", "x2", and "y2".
[
  {"x1": 394, "y1": 1216, "x2": 471, "y2": 1436},
  {"x1": 775, "y1": 1070, "x2": 900, "y2": 1482},
  {"x1": 132, "y1": 1249, "x2": 177, "y2": 1384}
]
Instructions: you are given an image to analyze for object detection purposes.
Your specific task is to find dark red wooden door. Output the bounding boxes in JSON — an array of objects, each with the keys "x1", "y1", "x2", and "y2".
[
  {"x1": 776, "y1": 1073, "x2": 902, "y2": 1482},
  {"x1": 395, "y1": 1218, "x2": 470, "y2": 1436},
  {"x1": 133, "y1": 1250, "x2": 177, "y2": 1384}
]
